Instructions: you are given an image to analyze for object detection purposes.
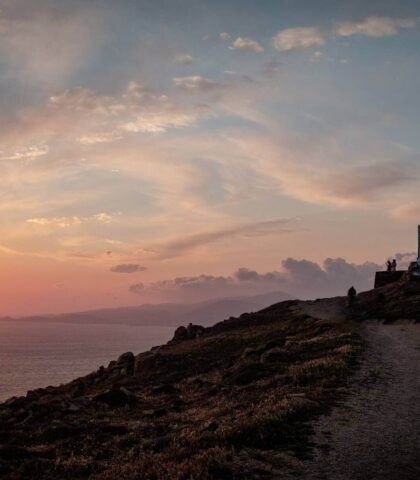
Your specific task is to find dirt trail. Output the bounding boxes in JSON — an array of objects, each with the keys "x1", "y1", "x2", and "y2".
[{"x1": 287, "y1": 319, "x2": 420, "y2": 480}]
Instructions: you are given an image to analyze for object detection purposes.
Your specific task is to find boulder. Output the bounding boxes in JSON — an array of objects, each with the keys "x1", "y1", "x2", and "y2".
[
  {"x1": 107, "y1": 352, "x2": 135, "y2": 376},
  {"x1": 94, "y1": 385, "x2": 137, "y2": 408},
  {"x1": 172, "y1": 323, "x2": 205, "y2": 342},
  {"x1": 224, "y1": 363, "x2": 267, "y2": 386}
]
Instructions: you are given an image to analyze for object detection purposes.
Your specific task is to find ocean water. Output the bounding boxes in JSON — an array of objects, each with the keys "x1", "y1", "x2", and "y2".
[{"x1": 0, "y1": 321, "x2": 174, "y2": 402}]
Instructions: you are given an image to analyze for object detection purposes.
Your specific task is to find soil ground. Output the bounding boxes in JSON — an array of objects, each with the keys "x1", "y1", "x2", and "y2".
[{"x1": 286, "y1": 320, "x2": 420, "y2": 480}]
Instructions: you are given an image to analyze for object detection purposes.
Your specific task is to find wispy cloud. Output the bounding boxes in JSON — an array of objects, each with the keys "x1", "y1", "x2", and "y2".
[
  {"x1": 226, "y1": 131, "x2": 418, "y2": 208},
  {"x1": 151, "y1": 218, "x2": 299, "y2": 259},
  {"x1": 219, "y1": 32, "x2": 231, "y2": 41},
  {"x1": 27, "y1": 216, "x2": 83, "y2": 228},
  {"x1": 334, "y1": 16, "x2": 416, "y2": 37},
  {"x1": 230, "y1": 37, "x2": 264, "y2": 52},
  {"x1": 390, "y1": 202, "x2": 420, "y2": 221},
  {"x1": 173, "y1": 75, "x2": 222, "y2": 92},
  {"x1": 110, "y1": 264, "x2": 147, "y2": 273},
  {"x1": 273, "y1": 27, "x2": 325, "y2": 51},
  {"x1": 26, "y1": 212, "x2": 115, "y2": 228},
  {"x1": 0, "y1": 5, "x2": 108, "y2": 84},
  {"x1": 174, "y1": 54, "x2": 194, "y2": 65},
  {"x1": 0, "y1": 144, "x2": 49, "y2": 161}
]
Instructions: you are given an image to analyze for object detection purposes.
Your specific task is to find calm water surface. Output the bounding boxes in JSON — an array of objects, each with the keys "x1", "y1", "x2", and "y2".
[{"x1": 0, "y1": 321, "x2": 173, "y2": 401}]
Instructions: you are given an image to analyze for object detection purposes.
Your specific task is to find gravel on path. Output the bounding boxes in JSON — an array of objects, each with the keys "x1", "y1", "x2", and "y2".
[{"x1": 287, "y1": 322, "x2": 420, "y2": 480}]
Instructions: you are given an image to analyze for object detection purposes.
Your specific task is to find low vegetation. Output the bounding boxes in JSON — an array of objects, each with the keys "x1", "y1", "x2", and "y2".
[{"x1": 0, "y1": 299, "x2": 363, "y2": 479}]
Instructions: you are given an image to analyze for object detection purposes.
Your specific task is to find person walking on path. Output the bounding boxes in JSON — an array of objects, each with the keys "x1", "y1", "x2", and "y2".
[{"x1": 347, "y1": 286, "x2": 357, "y2": 306}]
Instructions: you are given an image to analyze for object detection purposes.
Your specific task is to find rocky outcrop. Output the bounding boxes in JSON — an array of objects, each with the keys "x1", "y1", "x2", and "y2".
[{"x1": 172, "y1": 322, "x2": 205, "y2": 342}]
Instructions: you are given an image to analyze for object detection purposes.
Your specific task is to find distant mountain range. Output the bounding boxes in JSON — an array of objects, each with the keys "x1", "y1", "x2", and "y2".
[{"x1": 0, "y1": 291, "x2": 292, "y2": 328}]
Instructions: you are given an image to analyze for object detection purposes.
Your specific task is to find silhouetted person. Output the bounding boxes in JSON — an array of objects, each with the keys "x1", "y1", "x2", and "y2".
[
  {"x1": 347, "y1": 286, "x2": 357, "y2": 306},
  {"x1": 386, "y1": 260, "x2": 392, "y2": 272},
  {"x1": 392, "y1": 259, "x2": 397, "y2": 271}
]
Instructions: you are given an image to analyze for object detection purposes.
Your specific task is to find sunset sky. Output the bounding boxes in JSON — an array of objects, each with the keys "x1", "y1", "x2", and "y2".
[{"x1": 0, "y1": 0, "x2": 419, "y2": 315}]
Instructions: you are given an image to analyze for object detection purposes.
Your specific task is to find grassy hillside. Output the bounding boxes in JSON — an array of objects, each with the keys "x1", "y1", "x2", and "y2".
[{"x1": 0, "y1": 297, "x2": 362, "y2": 480}]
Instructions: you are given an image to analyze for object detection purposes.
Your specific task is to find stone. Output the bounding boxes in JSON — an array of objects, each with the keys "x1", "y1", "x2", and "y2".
[
  {"x1": 172, "y1": 323, "x2": 205, "y2": 342},
  {"x1": 224, "y1": 363, "x2": 267, "y2": 386},
  {"x1": 152, "y1": 384, "x2": 179, "y2": 395},
  {"x1": 260, "y1": 347, "x2": 288, "y2": 364},
  {"x1": 93, "y1": 386, "x2": 137, "y2": 408},
  {"x1": 200, "y1": 420, "x2": 219, "y2": 432}
]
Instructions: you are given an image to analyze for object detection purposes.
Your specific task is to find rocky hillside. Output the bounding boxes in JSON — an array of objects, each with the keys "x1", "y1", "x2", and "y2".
[{"x1": 0, "y1": 279, "x2": 418, "y2": 480}]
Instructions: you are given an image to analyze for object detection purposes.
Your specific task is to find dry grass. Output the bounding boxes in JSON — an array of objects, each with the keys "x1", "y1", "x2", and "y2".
[{"x1": 0, "y1": 302, "x2": 363, "y2": 480}]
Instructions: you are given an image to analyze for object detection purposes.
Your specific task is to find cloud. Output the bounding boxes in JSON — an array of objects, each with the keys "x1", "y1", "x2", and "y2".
[
  {"x1": 122, "y1": 110, "x2": 197, "y2": 133},
  {"x1": 317, "y1": 161, "x2": 413, "y2": 203},
  {"x1": 231, "y1": 37, "x2": 264, "y2": 53},
  {"x1": 51, "y1": 83, "x2": 201, "y2": 135},
  {"x1": 174, "y1": 54, "x2": 194, "y2": 65},
  {"x1": 273, "y1": 27, "x2": 325, "y2": 51},
  {"x1": 227, "y1": 132, "x2": 418, "y2": 208},
  {"x1": 173, "y1": 75, "x2": 221, "y2": 92},
  {"x1": 49, "y1": 87, "x2": 116, "y2": 113},
  {"x1": 93, "y1": 212, "x2": 114, "y2": 223},
  {"x1": 129, "y1": 282, "x2": 145, "y2": 294},
  {"x1": 0, "y1": 5, "x2": 108, "y2": 84},
  {"x1": 390, "y1": 202, "x2": 420, "y2": 221},
  {"x1": 263, "y1": 61, "x2": 282, "y2": 77},
  {"x1": 334, "y1": 16, "x2": 416, "y2": 37},
  {"x1": 0, "y1": 144, "x2": 49, "y2": 161},
  {"x1": 393, "y1": 252, "x2": 417, "y2": 269},
  {"x1": 0, "y1": 81, "x2": 210, "y2": 155},
  {"x1": 26, "y1": 212, "x2": 115, "y2": 228},
  {"x1": 26, "y1": 216, "x2": 83, "y2": 228},
  {"x1": 152, "y1": 218, "x2": 298, "y2": 259},
  {"x1": 219, "y1": 32, "x2": 231, "y2": 41},
  {"x1": 129, "y1": 257, "x2": 382, "y2": 301},
  {"x1": 110, "y1": 264, "x2": 147, "y2": 273},
  {"x1": 77, "y1": 132, "x2": 123, "y2": 145}
]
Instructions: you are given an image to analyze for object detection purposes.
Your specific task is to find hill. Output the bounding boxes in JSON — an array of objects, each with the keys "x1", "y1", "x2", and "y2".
[
  {"x1": 1, "y1": 291, "x2": 292, "y2": 328},
  {"x1": 0, "y1": 279, "x2": 419, "y2": 479}
]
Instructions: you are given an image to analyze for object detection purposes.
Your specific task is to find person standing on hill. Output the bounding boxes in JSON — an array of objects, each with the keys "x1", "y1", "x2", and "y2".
[
  {"x1": 347, "y1": 286, "x2": 357, "y2": 306},
  {"x1": 392, "y1": 259, "x2": 397, "y2": 271}
]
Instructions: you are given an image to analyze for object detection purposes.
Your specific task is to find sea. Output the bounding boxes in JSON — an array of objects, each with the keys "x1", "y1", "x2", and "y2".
[{"x1": 0, "y1": 321, "x2": 174, "y2": 402}]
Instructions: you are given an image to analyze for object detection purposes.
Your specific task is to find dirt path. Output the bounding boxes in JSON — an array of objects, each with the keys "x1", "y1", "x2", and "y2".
[{"x1": 287, "y1": 321, "x2": 420, "y2": 480}]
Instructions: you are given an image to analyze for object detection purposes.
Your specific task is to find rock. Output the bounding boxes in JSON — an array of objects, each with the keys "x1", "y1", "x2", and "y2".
[
  {"x1": 286, "y1": 395, "x2": 320, "y2": 411},
  {"x1": 117, "y1": 352, "x2": 135, "y2": 365},
  {"x1": 260, "y1": 347, "x2": 289, "y2": 363},
  {"x1": 224, "y1": 363, "x2": 267, "y2": 386},
  {"x1": 106, "y1": 352, "x2": 135, "y2": 377},
  {"x1": 241, "y1": 347, "x2": 260, "y2": 360},
  {"x1": 152, "y1": 384, "x2": 179, "y2": 395},
  {"x1": 143, "y1": 434, "x2": 172, "y2": 452},
  {"x1": 4, "y1": 396, "x2": 26, "y2": 409},
  {"x1": 72, "y1": 381, "x2": 86, "y2": 397},
  {"x1": 187, "y1": 323, "x2": 205, "y2": 337},
  {"x1": 172, "y1": 323, "x2": 205, "y2": 342},
  {"x1": 173, "y1": 325, "x2": 188, "y2": 340},
  {"x1": 67, "y1": 403, "x2": 80, "y2": 413},
  {"x1": 200, "y1": 420, "x2": 219, "y2": 432},
  {"x1": 94, "y1": 385, "x2": 137, "y2": 408},
  {"x1": 142, "y1": 408, "x2": 167, "y2": 418},
  {"x1": 242, "y1": 339, "x2": 286, "y2": 360}
]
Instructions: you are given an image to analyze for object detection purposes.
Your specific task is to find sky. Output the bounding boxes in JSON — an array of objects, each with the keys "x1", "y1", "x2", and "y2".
[{"x1": 0, "y1": 0, "x2": 419, "y2": 316}]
